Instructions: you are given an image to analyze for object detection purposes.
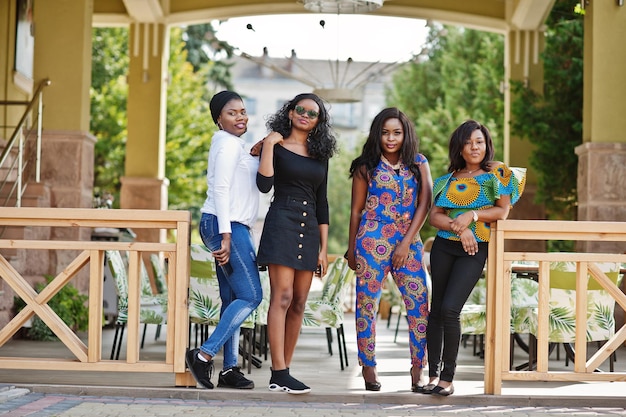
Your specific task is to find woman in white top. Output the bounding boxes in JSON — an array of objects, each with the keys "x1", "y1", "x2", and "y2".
[{"x1": 185, "y1": 91, "x2": 263, "y2": 391}]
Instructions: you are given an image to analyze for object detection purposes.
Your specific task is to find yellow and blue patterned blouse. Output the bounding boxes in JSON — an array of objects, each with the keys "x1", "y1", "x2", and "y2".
[{"x1": 432, "y1": 164, "x2": 526, "y2": 242}]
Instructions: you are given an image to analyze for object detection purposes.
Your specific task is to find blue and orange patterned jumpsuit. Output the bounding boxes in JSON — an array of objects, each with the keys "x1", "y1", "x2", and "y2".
[{"x1": 355, "y1": 154, "x2": 429, "y2": 368}]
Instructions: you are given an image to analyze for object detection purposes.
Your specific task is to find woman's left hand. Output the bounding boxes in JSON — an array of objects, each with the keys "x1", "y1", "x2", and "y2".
[
  {"x1": 316, "y1": 255, "x2": 328, "y2": 278},
  {"x1": 459, "y1": 229, "x2": 478, "y2": 256},
  {"x1": 392, "y1": 242, "x2": 410, "y2": 270}
]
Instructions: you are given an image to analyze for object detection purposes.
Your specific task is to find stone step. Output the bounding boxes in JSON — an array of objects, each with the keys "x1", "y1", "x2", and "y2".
[
  {"x1": 0, "y1": 182, "x2": 51, "y2": 259},
  {"x1": 0, "y1": 385, "x2": 30, "y2": 404},
  {"x1": 0, "y1": 181, "x2": 49, "y2": 207}
]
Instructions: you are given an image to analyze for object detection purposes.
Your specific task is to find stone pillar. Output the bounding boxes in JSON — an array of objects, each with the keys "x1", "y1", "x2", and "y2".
[
  {"x1": 120, "y1": 176, "x2": 169, "y2": 244},
  {"x1": 120, "y1": 22, "x2": 169, "y2": 223},
  {"x1": 40, "y1": 130, "x2": 95, "y2": 209},
  {"x1": 504, "y1": 29, "x2": 546, "y2": 251},
  {"x1": 575, "y1": 143, "x2": 626, "y2": 253}
]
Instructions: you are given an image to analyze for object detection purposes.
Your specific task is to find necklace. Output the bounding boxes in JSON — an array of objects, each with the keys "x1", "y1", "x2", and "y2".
[
  {"x1": 381, "y1": 155, "x2": 401, "y2": 170},
  {"x1": 459, "y1": 167, "x2": 479, "y2": 174}
]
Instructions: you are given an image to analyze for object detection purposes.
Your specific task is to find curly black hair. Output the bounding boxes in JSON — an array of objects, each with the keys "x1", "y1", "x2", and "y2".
[
  {"x1": 266, "y1": 93, "x2": 338, "y2": 161},
  {"x1": 349, "y1": 107, "x2": 421, "y2": 180},
  {"x1": 447, "y1": 120, "x2": 495, "y2": 173}
]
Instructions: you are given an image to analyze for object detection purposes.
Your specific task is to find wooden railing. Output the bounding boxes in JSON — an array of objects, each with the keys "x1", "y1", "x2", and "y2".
[
  {"x1": 484, "y1": 220, "x2": 626, "y2": 394},
  {"x1": 3, "y1": 211, "x2": 626, "y2": 392},
  {"x1": 0, "y1": 207, "x2": 195, "y2": 387}
]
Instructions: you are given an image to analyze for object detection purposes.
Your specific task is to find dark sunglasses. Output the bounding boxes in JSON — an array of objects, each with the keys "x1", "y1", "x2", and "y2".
[{"x1": 294, "y1": 105, "x2": 319, "y2": 119}]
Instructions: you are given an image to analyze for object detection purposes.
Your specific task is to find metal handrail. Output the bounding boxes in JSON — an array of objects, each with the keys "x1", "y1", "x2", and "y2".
[{"x1": 0, "y1": 78, "x2": 51, "y2": 207}]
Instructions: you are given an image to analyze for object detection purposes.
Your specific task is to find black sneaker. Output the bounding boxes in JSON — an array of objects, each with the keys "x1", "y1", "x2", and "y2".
[
  {"x1": 185, "y1": 348, "x2": 214, "y2": 389},
  {"x1": 217, "y1": 366, "x2": 255, "y2": 389},
  {"x1": 268, "y1": 368, "x2": 311, "y2": 394}
]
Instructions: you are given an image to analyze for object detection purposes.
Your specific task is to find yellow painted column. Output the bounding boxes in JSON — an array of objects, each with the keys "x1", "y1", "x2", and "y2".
[
  {"x1": 34, "y1": 0, "x2": 92, "y2": 131},
  {"x1": 120, "y1": 22, "x2": 169, "y2": 243},
  {"x1": 124, "y1": 22, "x2": 167, "y2": 180},
  {"x1": 504, "y1": 29, "x2": 546, "y2": 250},
  {"x1": 576, "y1": 3, "x2": 626, "y2": 334},
  {"x1": 505, "y1": 30, "x2": 543, "y2": 182},
  {"x1": 0, "y1": 0, "x2": 32, "y2": 138},
  {"x1": 576, "y1": 2, "x2": 626, "y2": 247},
  {"x1": 30, "y1": 0, "x2": 95, "y2": 294},
  {"x1": 33, "y1": 0, "x2": 95, "y2": 209}
]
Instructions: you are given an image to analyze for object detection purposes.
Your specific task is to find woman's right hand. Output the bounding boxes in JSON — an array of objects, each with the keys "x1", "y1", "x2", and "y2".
[
  {"x1": 346, "y1": 247, "x2": 357, "y2": 270},
  {"x1": 249, "y1": 139, "x2": 264, "y2": 156},
  {"x1": 213, "y1": 234, "x2": 231, "y2": 266},
  {"x1": 257, "y1": 132, "x2": 283, "y2": 180},
  {"x1": 450, "y1": 211, "x2": 473, "y2": 236},
  {"x1": 250, "y1": 132, "x2": 283, "y2": 157}
]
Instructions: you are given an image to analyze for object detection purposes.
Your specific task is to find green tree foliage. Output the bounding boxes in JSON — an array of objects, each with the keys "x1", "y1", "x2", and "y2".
[
  {"x1": 90, "y1": 24, "x2": 230, "y2": 221},
  {"x1": 327, "y1": 144, "x2": 360, "y2": 255},
  {"x1": 387, "y1": 23, "x2": 505, "y2": 237},
  {"x1": 182, "y1": 23, "x2": 235, "y2": 90},
  {"x1": 165, "y1": 27, "x2": 215, "y2": 223},
  {"x1": 510, "y1": 0, "x2": 583, "y2": 220},
  {"x1": 91, "y1": 27, "x2": 129, "y2": 207}
]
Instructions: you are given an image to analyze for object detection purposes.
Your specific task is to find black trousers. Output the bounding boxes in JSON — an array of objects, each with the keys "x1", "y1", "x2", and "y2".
[{"x1": 426, "y1": 236, "x2": 488, "y2": 382}]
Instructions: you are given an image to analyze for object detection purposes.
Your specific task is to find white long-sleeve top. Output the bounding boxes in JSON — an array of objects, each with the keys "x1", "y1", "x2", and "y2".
[{"x1": 201, "y1": 130, "x2": 260, "y2": 233}]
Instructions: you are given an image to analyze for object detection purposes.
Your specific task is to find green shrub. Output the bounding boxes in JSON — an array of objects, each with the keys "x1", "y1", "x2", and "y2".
[{"x1": 13, "y1": 275, "x2": 89, "y2": 341}]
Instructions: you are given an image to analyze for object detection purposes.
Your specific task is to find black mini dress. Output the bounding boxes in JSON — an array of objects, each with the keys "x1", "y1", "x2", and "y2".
[{"x1": 256, "y1": 145, "x2": 329, "y2": 271}]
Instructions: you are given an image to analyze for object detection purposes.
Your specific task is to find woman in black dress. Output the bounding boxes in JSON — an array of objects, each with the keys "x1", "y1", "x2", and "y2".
[{"x1": 256, "y1": 93, "x2": 337, "y2": 394}]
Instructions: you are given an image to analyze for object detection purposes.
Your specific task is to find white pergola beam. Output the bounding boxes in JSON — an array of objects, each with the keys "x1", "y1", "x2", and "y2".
[
  {"x1": 123, "y1": 0, "x2": 164, "y2": 22},
  {"x1": 510, "y1": 0, "x2": 555, "y2": 30}
]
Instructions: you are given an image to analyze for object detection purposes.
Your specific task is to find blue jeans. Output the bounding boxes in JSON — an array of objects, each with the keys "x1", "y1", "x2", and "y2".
[{"x1": 198, "y1": 213, "x2": 262, "y2": 369}]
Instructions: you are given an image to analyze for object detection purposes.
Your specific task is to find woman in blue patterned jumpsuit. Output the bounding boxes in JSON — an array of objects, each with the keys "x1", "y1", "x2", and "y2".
[{"x1": 347, "y1": 107, "x2": 433, "y2": 393}]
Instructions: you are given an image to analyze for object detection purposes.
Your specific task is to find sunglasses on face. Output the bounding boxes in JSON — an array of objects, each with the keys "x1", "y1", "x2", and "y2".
[{"x1": 294, "y1": 105, "x2": 319, "y2": 119}]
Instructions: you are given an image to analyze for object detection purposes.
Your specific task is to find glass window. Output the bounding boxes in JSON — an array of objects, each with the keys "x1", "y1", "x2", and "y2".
[
  {"x1": 243, "y1": 97, "x2": 257, "y2": 115},
  {"x1": 331, "y1": 102, "x2": 358, "y2": 129}
]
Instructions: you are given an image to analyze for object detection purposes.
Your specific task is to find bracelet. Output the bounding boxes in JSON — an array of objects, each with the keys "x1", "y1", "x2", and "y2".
[{"x1": 472, "y1": 210, "x2": 478, "y2": 222}]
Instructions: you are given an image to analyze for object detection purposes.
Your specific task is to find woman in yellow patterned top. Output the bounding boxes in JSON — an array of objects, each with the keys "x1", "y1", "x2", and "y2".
[{"x1": 424, "y1": 120, "x2": 525, "y2": 397}]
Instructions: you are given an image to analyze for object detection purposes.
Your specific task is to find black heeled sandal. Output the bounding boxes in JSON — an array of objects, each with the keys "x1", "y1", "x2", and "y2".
[
  {"x1": 362, "y1": 366, "x2": 381, "y2": 391},
  {"x1": 411, "y1": 382, "x2": 425, "y2": 393},
  {"x1": 410, "y1": 366, "x2": 425, "y2": 393},
  {"x1": 365, "y1": 381, "x2": 382, "y2": 391}
]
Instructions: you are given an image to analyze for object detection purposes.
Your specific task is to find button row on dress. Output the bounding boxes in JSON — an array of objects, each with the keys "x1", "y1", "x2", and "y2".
[{"x1": 297, "y1": 200, "x2": 308, "y2": 261}]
